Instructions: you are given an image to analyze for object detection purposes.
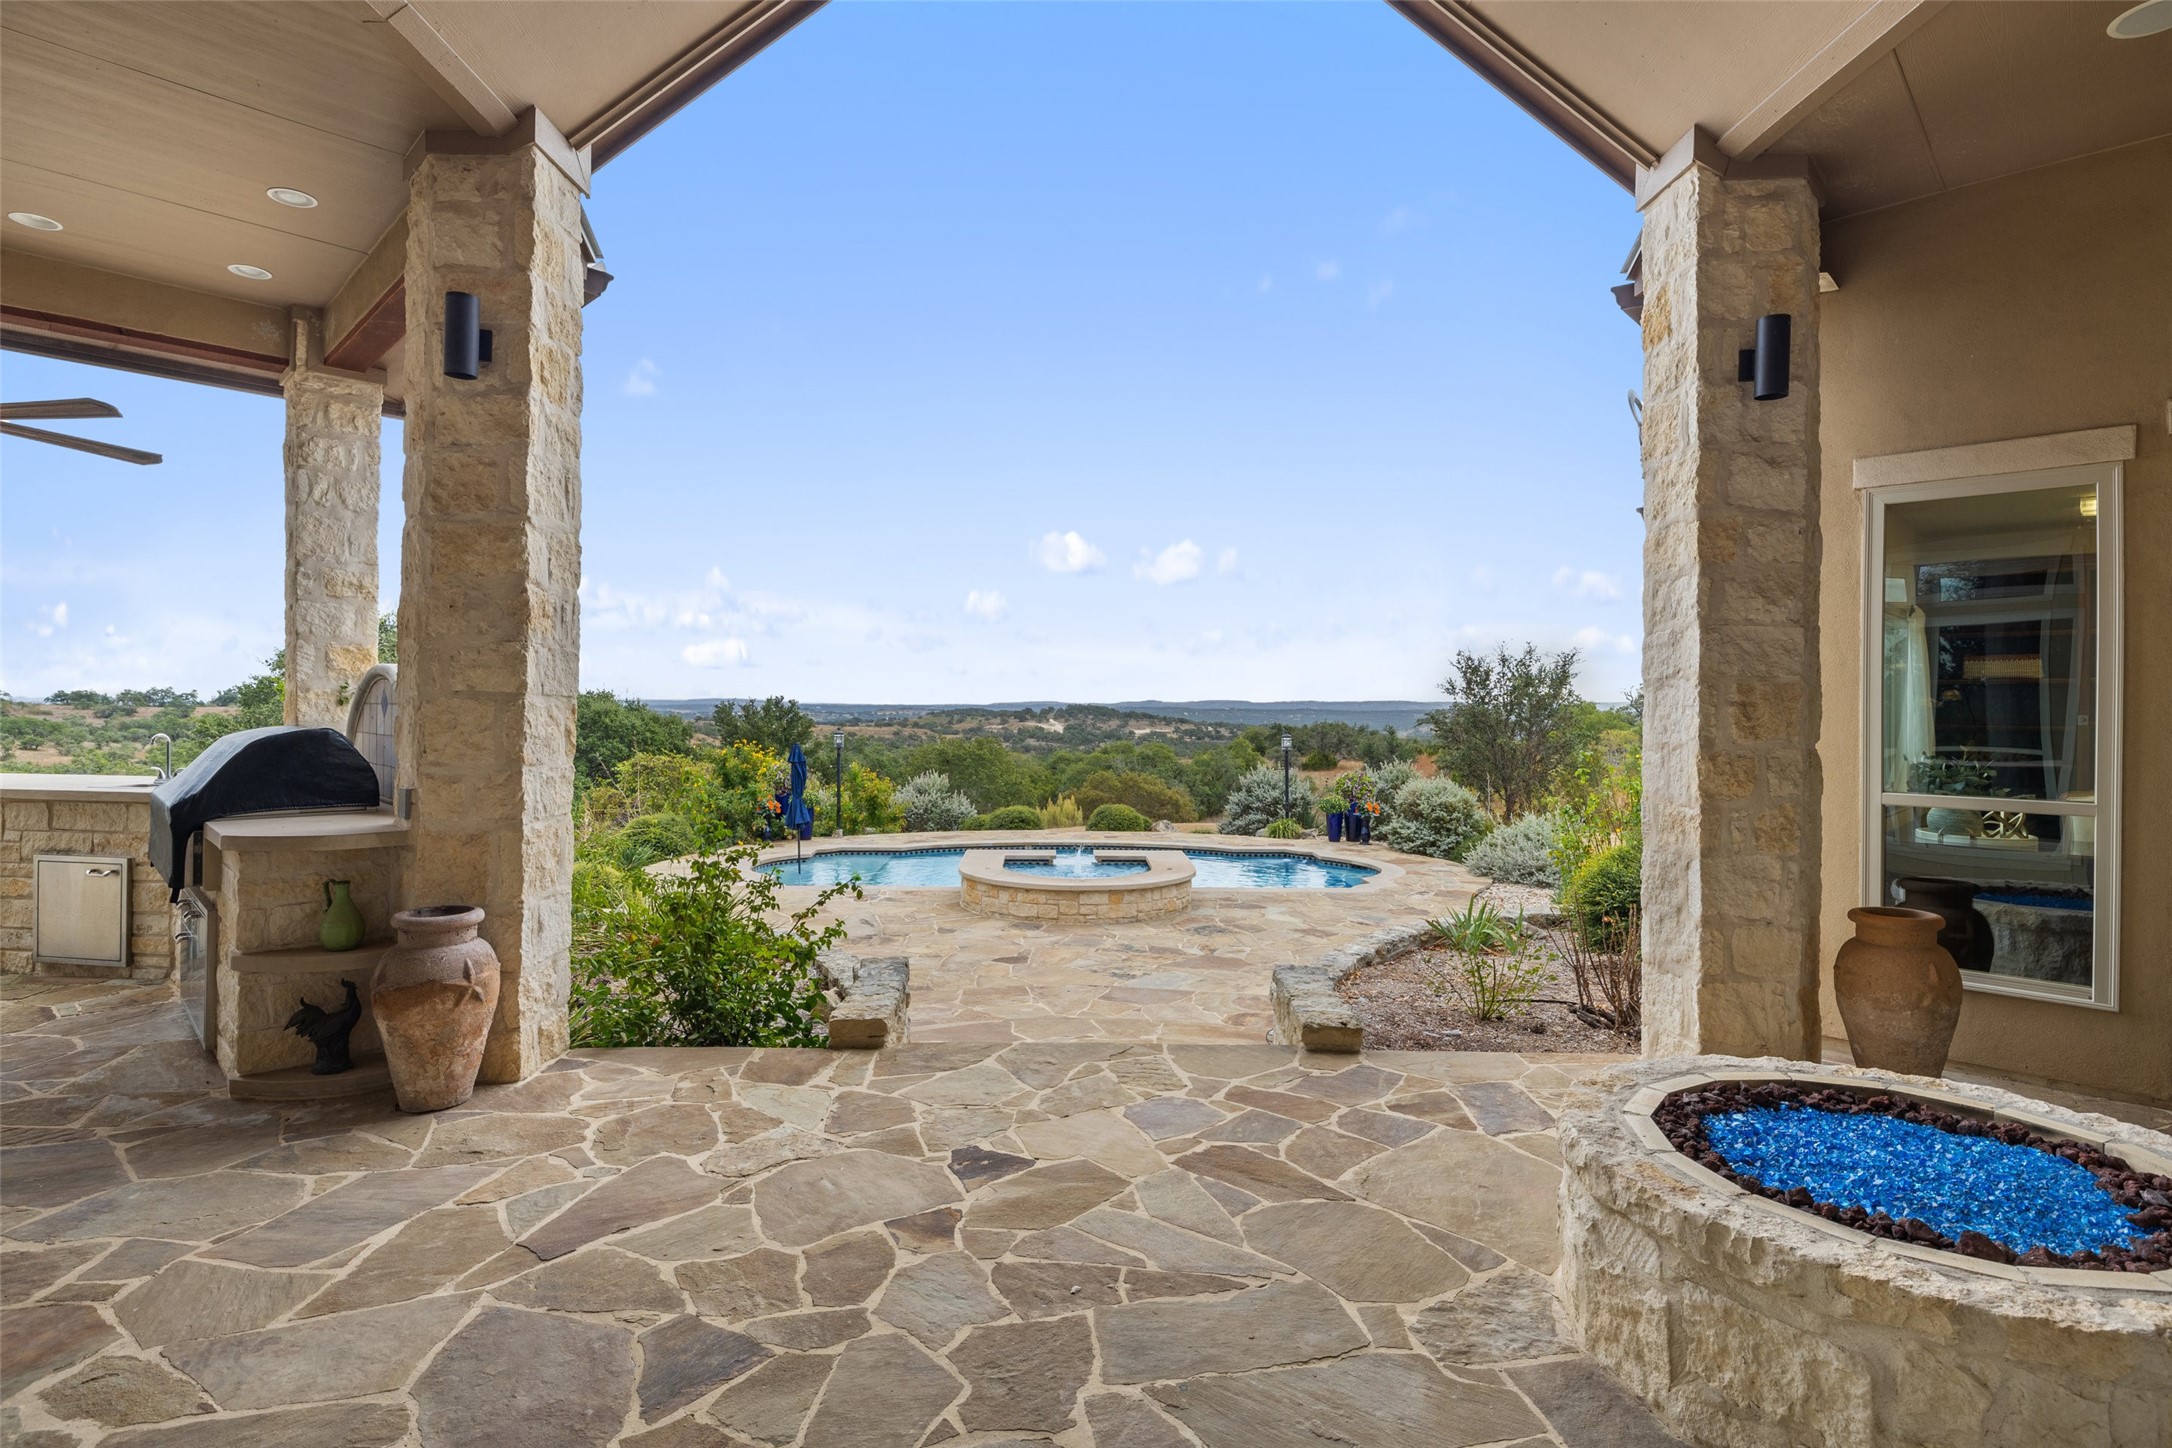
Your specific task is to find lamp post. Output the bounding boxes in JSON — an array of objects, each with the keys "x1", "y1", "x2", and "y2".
[
  {"x1": 833, "y1": 728, "x2": 846, "y2": 837},
  {"x1": 1281, "y1": 732, "x2": 1292, "y2": 821}
]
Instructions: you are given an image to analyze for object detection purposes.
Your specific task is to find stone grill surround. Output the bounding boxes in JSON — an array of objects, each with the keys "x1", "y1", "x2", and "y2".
[
  {"x1": 1559, "y1": 1057, "x2": 2172, "y2": 1448},
  {"x1": 0, "y1": 782, "x2": 172, "y2": 980}
]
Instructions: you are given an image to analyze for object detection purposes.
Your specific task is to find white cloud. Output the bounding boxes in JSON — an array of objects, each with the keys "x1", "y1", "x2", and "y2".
[
  {"x1": 1216, "y1": 547, "x2": 1239, "y2": 575},
  {"x1": 704, "y1": 566, "x2": 729, "y2": 590},
  {"x1": 1365, "y1": 280, "x2": 1395, "y2": 309},
  {"x1": 1380, "y1": 205, "x2": 1416, "y2": 235},
  {"x1": 30, "y1": 602, "x2": 68, "y2": 638},
  {"x1": 622, "y1": 359, "x2": 660, "y2": 397},
  {"x1": 1573, "y1": 626, "x2": 1638, "y2": 654},
  {"x1": 1315, "y1": 260, "x2": 1341, "y2": 282},
  {"x1": 1554, "y1": 567, "x2": 1622, "y2": 600},
  {"x1": 963, "y1": 589, "x2": 1007, "y2": 621},
  {"x1": 1135, "y1": 540, "x2": 1204, "y2": 586},
  {"x1": 1031, "y1": 530, "x2": 1105, "y2": 573},
  {"x1": 682, "y1": 637, "x2": 750, "y2": 668}
]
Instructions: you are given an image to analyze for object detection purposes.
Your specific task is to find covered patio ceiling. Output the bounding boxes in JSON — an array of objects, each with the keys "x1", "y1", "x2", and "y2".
[
  {"x1": 3, "y1": 1, "x2": 2165, "y2": 407},
  {"x1": 0, "y1": 0, "x2": 820, "y2": 404}
]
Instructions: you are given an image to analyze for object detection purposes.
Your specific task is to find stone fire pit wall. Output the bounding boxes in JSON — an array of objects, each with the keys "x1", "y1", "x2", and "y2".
[
  {"x1": 1558, "y1": 1056, "x2": 2172, "y2": 1448},
  {"x1": 956, "y1": 848, "x2": 1192, "y2": 921}
]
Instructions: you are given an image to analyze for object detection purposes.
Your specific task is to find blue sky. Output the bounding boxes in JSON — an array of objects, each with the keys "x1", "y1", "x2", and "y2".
[{"x1": 2, "y1": 1, "x2": 1644, "y2": 706}]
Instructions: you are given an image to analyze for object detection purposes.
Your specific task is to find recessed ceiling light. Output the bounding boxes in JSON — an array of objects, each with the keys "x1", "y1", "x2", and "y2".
[
  {"x1": 266, "y1": 187, "x2": 318, "y2": 209},
  {"x1": 227, "y1": 264, "x2": 273, "y2": 281},
  {"x1": 2108, "y1": 0, "x2": 2172, "y2": 37},
  {"x1": 8, "y1": 212, "x2": 63, "y2": 232}
]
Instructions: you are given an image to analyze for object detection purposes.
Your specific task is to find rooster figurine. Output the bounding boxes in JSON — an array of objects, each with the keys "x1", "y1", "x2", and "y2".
[{"x1": 286, "y1": 979, "x2": 363, "y2": 1075}]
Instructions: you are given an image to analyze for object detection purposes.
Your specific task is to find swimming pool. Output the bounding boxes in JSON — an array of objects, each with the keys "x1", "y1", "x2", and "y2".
[{"x1": 761, "y1": 846, "x2": 1374, "y2": 889}]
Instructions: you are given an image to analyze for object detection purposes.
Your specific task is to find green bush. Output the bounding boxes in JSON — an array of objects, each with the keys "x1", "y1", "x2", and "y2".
[
  {"x1": 615, "y1": 812, "x2": 698, "y2": 869},
  {"x1": 570, "y1": 839, "x2": 860, "y2": 1048},
  {"x1": 895, "y1": 771, "x2": 977, "y2": 832},
  {"x1": 1038, "y1": 794, "x2": 1084, "y2": 829},
  {"x1": 1219, "y1": 765, "x2": 1317, "y2": 835},
  {"x1": 981, "y1": 804, "x2": 1043, "y2": 831},
  {"x1": 1562, "y1": 838, "x2": 1642, "y2": 945},
  {"x1": 1463, "y1": 811, "x2": 1564, "y2": 889},
  {"x1": 1378, "y1": 777, "x2": 1492, "y2": 861},
  {"x1": 1074, "y1": 769, "x2": 1196, "y2": 823},
  {"x1": 1087, "y1": 803, "x2": 1151, "y2": 831},
  {"x1": 1262, "y1": 818, "x2": 1303, "y2": 840},
  {"x1": 1301, "y1": 749, "x2": 1338, "y2": 771}
]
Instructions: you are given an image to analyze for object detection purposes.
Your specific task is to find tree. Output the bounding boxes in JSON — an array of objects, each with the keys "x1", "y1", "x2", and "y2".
[
  {"x1": 378, "y1": 612, "x2": 398, "y2": 664},
  {"x1": 713, "y1": 696, "x2": 814, "y2": 756},
  {"x1": 577, "y1": 692, "x2": 695, "y2": 787},
  {"x1": 1421, "y1": 644, "x2": 1586, "y2": 819}
]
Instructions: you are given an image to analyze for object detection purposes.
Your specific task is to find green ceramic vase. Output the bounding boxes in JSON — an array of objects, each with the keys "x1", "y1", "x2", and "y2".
[{"x1": 320, "y1": 880, "x2": 365, "y2": 952}]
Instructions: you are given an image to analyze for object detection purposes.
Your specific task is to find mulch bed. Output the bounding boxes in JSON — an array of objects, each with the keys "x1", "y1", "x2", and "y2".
[
  {"x1": 1337, "y1": 941, "x2": 1636, "y2": 1054},
  {"x1": 1657, "y1": 1079, "x2": 2172, "y2": 1273}
]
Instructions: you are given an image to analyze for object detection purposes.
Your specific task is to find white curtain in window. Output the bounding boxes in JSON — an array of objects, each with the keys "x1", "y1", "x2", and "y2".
[{"x1": 1882, "y1": 603, "x2": 1934, "y2": 791}]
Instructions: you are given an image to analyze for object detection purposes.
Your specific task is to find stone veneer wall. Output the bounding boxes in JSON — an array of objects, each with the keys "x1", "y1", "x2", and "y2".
[
  {"x1": 0, "y1": 794, "x2": 172, "y2": 980},
  {"x1": 1560, "y1": 1058, "x2": 2172, "y2": 1448},
  {"x1": 215, "y1": 844, "x2": 394, "y2": 1077},
  {"x1": 1637, "y1": 156, "x2": 1825, "y2": 1060},
  {"x1": 395, "y1": 134, "x2": 585, "y2": 1083},
  {"x1": 283, "y1": 326, "x2": 385, "y2": 732},
  {"x1": 958, "y1": 876, "x2": 1191, "y2": 921}
]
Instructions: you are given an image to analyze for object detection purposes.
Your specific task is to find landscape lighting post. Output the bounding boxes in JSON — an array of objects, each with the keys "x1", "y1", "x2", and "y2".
[
  {"x1": 1281, "y1": 732, "x2": 1292, "y2": 820},
  {"x1": 834, "y1": 728, "x2": 846, "y2": 836}
]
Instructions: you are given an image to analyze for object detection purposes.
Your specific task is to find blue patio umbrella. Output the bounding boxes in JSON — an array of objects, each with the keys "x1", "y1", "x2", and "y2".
[{"x1": 784, "y1": 743, "x2": 814, "y2": 858}]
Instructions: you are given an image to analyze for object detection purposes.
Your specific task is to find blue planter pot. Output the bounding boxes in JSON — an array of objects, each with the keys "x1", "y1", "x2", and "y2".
[
  {"x1": 1326, "y1": 812, "x2": 1345, "y2": 843},
  {"x1": 797, "y1": 821, "x2": 814, "y2": 841}
]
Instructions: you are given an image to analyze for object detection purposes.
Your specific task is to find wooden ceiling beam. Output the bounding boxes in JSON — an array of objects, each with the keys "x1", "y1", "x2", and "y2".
[
  {"x1": 353, "y1": 0, "x2": 518, "y2": 137},
  {"x1": 323, "y1": 217, "x2": 409, "y2": 373},
  {"x1": 1717, "y1": 1, "x2": 1948, "y2": 161}
]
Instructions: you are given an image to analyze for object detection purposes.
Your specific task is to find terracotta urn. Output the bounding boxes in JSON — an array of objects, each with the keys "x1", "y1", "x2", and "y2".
[
  {"x1": 372, "y1": 906, "x2": 500, "y2": 1113},
  {"x1": 1833, "y1": 906, "x2": 1962, "y2": 1077}
]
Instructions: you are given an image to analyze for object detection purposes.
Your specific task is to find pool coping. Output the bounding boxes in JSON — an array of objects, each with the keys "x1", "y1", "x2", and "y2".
[
  {"x1": 751, "y1": 832, "x2": 1402, "y2": 894},
  {"x1": 957, "y1": 846, "x2": 1195, "y2": 895}
]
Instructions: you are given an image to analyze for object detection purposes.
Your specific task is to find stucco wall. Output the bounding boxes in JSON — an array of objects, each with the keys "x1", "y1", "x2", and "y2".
[{"x1": 1815, "y1": 137, "x2": 2172, "y2": 1104}]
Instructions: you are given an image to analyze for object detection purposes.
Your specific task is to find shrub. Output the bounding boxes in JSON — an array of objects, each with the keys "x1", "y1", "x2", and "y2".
[
  {"x1": 1301, "y1": 749, "x2": 1338, "y2": 771},
  {"x1": 1562, "y1": 838, "x2": 1642, "y2": 945},
  {"x1": 1368, "y1": 759, "x2": 1418, "y2": 815},
  {"x1": 1219, "y1": 765, "x2": 1317, "y2": 835},
  {"x1": 1074, "y1": 769, "x2": 1196, "y2": 823},
  {"x1": 615, "y1": 812, "x2": 698, "y2": 869},
  {"x1": 1429, "y1": 898, "x2": 1532, "y2": 955},
  {"x1": 811, "y1": 761, "x2": 901, "y2": 836},
  {"x1": 1038, "y1": 794, "x2": 1084, "y2": 829},
  {"x1": 895, "y1": 771, "x2": 976, "y2": 832},
  {"x1": 1088, "y1": 803, "x2": 1151, "y2": 831},
  {"x1": 1379, "y1": 777, "x2": 1492, "y2": 861},
  {"x1": 982, "y1": 804, "x2": 1043, "y2": 831},
  {"x1": 1462, "y1": 811, "x2": 1564, "y2": 889},
  {"x1": 1429, "y1": 944, "x2": 1551, "y2": 1022},
  {"x1": 570, "y1": 839, "x2": 860, "y2": 1048},
  {"x1": 1262, "y1": 818, "x2": 1303, "y2": 839}
]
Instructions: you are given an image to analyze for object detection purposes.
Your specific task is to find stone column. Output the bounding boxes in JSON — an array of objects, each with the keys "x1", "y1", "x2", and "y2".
[
  {"x1": 1637, "y1": 137, "x2": 1823, "y2": 1060},
  {"x1": 396, "y1": 118, "x2": 585, "y2": 1082},
  {"x1": 282, "y1": 316, "x2": 383, "y2": 730}
]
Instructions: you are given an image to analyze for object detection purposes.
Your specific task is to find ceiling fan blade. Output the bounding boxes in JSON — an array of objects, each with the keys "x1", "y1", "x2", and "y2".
[
  {"x1": 0, "y1": 421, "x2": 162, "y2": 465},
  {"x1": 0, "y1": 398, "x2": 123, "y2": 421}
]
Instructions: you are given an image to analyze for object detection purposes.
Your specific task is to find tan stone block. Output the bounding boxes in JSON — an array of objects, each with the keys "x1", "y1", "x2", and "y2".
[{"x1": 1, "y1": 801, "x2": 51, "y2": 831}]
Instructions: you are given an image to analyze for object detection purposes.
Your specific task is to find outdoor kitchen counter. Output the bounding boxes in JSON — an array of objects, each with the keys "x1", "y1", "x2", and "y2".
[
  {"x1": 204, "y1": 808, "x2": 406, "y2": 852},
  {"x1": 0, "y1": 772, "x2": 161, "y2": 804}
]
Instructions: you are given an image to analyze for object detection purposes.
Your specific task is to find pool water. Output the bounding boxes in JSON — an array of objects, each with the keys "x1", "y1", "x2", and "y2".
[
  {"x1": 760, "y1": 846, "x2": 1374, "y2": 890},
  {"x1": 1702, "y1": 1105, "x2": 2142, "y2": 1257}
]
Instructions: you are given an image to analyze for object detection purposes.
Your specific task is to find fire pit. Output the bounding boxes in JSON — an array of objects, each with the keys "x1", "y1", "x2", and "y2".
[{"x1": 1559, "y1": 1058, "x2": 2172, "y2": 1448}]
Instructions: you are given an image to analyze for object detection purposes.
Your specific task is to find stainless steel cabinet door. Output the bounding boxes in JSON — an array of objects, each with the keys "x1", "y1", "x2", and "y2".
[{"x1": 34, "y1": 855, "x2": 129, "y2": 966}]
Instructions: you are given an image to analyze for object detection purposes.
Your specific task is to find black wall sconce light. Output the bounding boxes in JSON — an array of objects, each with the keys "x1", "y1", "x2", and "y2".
[
  {"x1": 443, "y1": 291, "x2": 493, "y2": 380},
  {"x1": 1737, "y1": 313, "x2": 1791, "y2": 401}
]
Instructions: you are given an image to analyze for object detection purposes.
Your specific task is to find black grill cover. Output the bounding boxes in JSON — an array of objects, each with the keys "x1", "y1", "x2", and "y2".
[{"x1": 149, "y1": 726, "x2": 383, "y2": 896}]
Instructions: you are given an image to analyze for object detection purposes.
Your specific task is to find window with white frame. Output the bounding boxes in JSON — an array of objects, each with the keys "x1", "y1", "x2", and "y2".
[{"x1": 1863, "y1": 463, "x2": 2121, "y2": 1008}]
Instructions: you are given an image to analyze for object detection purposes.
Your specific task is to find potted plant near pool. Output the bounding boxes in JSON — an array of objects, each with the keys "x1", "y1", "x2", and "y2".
[{"x1": 1323, "y1": 786, "x2": 1347, "y2": 842}]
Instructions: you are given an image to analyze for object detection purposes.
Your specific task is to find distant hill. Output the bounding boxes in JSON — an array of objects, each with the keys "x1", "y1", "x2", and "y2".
[{"x1": 641, "y1": 698, "x2": 1441, "y2": 733}]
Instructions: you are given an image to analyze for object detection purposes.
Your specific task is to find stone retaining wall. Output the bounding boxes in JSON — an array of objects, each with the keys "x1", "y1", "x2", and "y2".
[
  {"x1": 0, "y1": 793, "x2": 172, "y2": 980},
  {"x1": 1269, "y1": 923, "x2": 1433, "y2": 1053},
  {"x1": 1560, "y1": 1056, "x2": 2172, "y2": 1448}
]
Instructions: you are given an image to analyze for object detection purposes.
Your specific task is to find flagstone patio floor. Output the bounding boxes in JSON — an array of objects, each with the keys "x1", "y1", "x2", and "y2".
[{"x1": 0, "y1": 974, "x2": 1689, "y2": 1448}]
